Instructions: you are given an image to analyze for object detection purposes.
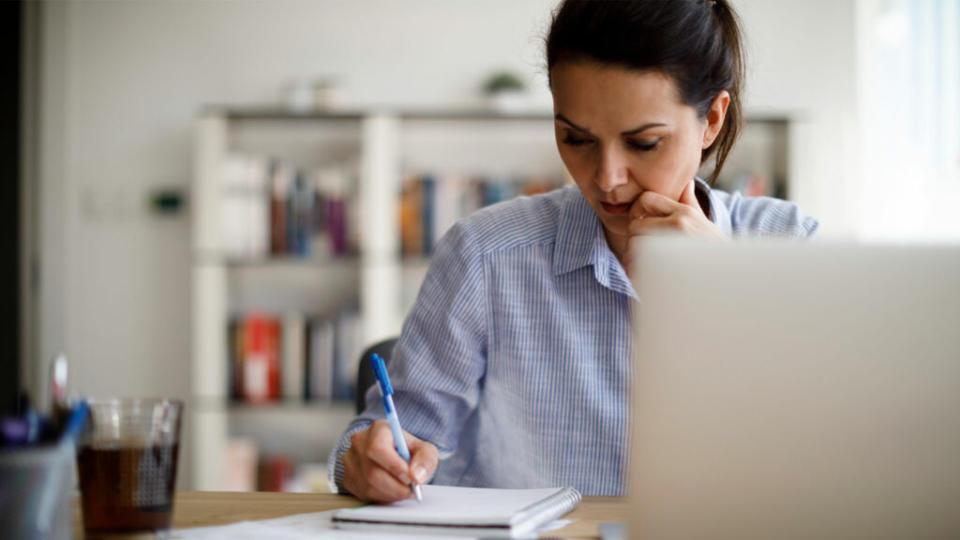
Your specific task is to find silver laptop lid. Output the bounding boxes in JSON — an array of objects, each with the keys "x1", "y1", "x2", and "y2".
[{"x1": 629, "y1": 238, "x2": 960, "y2": 540}]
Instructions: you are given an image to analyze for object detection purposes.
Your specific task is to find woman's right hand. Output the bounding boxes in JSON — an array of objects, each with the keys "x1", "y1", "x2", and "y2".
[{"x1": 342, "y1": 419, "x2": 439, "y2": 503}]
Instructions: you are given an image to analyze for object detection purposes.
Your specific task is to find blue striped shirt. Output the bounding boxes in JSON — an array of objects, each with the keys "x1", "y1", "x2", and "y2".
[{"x1": 330, "y1": 179, "x2": 818, "y2": 495}]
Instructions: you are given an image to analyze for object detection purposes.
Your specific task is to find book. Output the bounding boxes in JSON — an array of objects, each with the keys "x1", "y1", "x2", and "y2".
[
  {"x1": 241, "y1": 315, "x2": 281, "y2": 403},
  {"x1": 399, "y1": 176, "x2": 423, "y2": 257},
  {"x1": 331, "y1": 309, "x2": 361, "y2": 401},
  {"x1": 433, "y1": 174, "x2": 464, "y2": 252},
  {"x1": 223, "y1": 438, "x2": 258, "y2": 492},
  {"x1": 227, "y1": 319, "x2": 241, "y2": 401},
  {"x1": 257, "y1": 453, "x2": 295, "y2": 492},
  {"x1": 315, "y1": 166, "x2": 350, "y2": 256},
  {"x1": 281, "y1": 313, "x2": 306, "y2": 401},
  {"x1": 307, "y1": 319, "x2": 334, "y2": 402},
  {"x1": 289, "y1": 171, "x2": 314, "y2": 257},
  {"x1": 330, "y1": 485, "x2": 582, "y2": 538},
  {"x1": 221, "y1": 154, "x2": 270, "y2": 259},
  {"x1": 248, "y1": 158, "x2": 357, "y2": 259},
  {"x1": 399, "y1": 173, "x2": 564, "y2": 257},
  {"x1": 421, "y1": 175, "x2": 435, "y2": 254},
  {"x1": 269, "y1": 160, "x2": 290, "y2": 255},
  {"x1": 230, "y1": 310, "x2": 359, "y2": 405}
]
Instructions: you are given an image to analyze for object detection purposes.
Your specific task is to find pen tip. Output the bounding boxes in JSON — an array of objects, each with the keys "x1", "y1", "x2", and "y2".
[{"x1": 413, "y1": 484, "x2": 423, "y2": 502}]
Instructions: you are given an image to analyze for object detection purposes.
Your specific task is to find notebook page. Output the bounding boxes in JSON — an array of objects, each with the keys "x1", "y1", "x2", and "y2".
[
  {"x1": 334, "y1": 485, "x2": 567, "y2": 526},
  {"x1": 174, "y1": 509, "x2": 468, "y2": 539}
]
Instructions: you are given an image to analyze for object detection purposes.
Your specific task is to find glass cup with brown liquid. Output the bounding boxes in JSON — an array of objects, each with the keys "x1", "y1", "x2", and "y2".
[{"x1": 77, "y1": 398, "x2": 183, "y2": 539}]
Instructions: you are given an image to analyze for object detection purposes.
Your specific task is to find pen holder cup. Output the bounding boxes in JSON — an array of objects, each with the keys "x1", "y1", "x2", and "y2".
[{"x1": 0, "y1": 441, "x2": 76, "y2": 540}]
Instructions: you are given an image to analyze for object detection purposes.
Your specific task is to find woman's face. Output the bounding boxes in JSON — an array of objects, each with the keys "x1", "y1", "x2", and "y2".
[{"x1": 551, "y1": 61, "x2": 720, "y2": 240}]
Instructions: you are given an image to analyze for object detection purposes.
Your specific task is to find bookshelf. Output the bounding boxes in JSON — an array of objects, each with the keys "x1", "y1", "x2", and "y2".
[
  {"x1": 191, "y1": 106, "x2": 794, "y2": 491},
  {"x1": 190, "y1": 108, "x2": 564, "y2": 491}
]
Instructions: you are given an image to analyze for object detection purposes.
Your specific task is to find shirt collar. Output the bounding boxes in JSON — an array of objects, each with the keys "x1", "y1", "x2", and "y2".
[
  {"x1": 552, "y1": 187, "x2": 638, "y2": 298},
  {"x1": 553, "y1": 186, "x2": 603, "y2": 276},
  {"x1": 696, "y1": 177, "x2": 733, "y2": 236},
  {"x1": 552, "y1": 180, "x2": 727, "y2": 297}
]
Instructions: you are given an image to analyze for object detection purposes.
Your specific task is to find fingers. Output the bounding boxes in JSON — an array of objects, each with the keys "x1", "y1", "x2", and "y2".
[
  {"x1": 343, "y1": 444, "x2": 414, "y2": 503},
  {"x1": 358, "y1": 462, "x2": 415, "y2": 502},
  {"x1": 638, "y1": 181, "x2": 700, "y2": 217},
  {"x1": 628, "y1": 216, "x2": 681, "y2": 236},
  {"x1": 366, "y1": 421, "x2": 413, "y2": 484},
  {"x1": 628, "y1": 214, "x2": 726, "y2": 239},
  {"x1": 628, "y1": 182, "x2": 720, "y2": 238},
  {"x1": 407, "y1": 437, "x2": 439, "y2": 485},
  {"x1": 629, "y1": 194, "x2": 647, "y2": 220},
  {"x1": 366, "y1": 466, "x2": 415, "y2": 502},
  {"x1": 678, "y1": 179, "x2": 698, "y2": 208},
  {"x1": 637, "y1": 189, "x2": 683, "y2": 217},
  {"x1": 343, "y1": 420, "x2": 424, "y2": 503}
]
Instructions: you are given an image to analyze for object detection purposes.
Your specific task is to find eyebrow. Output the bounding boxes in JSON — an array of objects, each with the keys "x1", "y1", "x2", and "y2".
[{"x1": 554, "y1": 114, "x2": 666, "y2": 136}]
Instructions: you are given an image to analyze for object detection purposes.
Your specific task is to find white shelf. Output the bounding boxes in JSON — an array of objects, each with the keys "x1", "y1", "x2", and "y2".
[
  {"x1": 190, "y1": 108, "x2": 563, "y2": 490},
  {"x1": 201, "y1": 105, "x2": 553, "y2": 121},
  {"x1": 226, "y1": 402, "x2": 368, "y2": 463},
  {"x1": 224, "y1": 257, "x2": 360, "y2": 317},
  {"x1": 225, "y1": 401, "x2": 355, "y2": 412},
  {"x1": 218, "y1": 255, "x2": 360, "y2": 267}
]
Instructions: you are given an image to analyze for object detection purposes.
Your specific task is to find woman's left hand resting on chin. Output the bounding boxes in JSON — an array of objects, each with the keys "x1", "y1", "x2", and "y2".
[
  {"x1": 628, "y1": 180, "x2": 727, "y2": 240},
  {"x1": 622, "y1": 180, "x2": 726, "y2": 275}
]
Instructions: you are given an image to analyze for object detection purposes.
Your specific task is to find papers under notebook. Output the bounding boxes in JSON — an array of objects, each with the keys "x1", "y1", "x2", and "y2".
[{"x1": 331, "y1": 485, "x2": 582, "y2": 538}]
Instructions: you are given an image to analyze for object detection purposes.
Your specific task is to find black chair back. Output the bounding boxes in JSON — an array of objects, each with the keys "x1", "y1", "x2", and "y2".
[{"x1": 355, "y1": 337, "x2": 399, "y2": 415}]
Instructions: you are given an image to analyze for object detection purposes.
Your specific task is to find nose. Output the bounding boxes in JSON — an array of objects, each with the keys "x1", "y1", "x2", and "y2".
[{"x1": 595, "y1": 145, "x2": 629, "y2": 193}]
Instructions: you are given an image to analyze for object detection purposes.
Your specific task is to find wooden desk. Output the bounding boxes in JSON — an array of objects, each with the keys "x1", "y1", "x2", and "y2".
[{"x1": 77, "y1": 491, "x2": 626, "y2": 538}]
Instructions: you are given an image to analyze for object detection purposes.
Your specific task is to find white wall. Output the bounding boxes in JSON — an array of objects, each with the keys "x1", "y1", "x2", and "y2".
[
  {"x1": 36, "y1": 0, "x2": 560, "y2": 489},
  {"x1": 735, "y1": 0, "x2": 860, "y2": 237},
  {"x1": 34, "y1": 0, "x2": 860, "y2": 487}
]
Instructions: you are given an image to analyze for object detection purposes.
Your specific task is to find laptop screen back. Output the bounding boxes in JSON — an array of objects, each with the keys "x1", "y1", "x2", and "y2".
[{"x1": 629, "y1": 238, "x2": 960, "y2": 539}]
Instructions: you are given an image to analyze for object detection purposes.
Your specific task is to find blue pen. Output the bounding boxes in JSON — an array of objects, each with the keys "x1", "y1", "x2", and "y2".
[
  {"x1": 59, "y1": 400, "x2": 90, "y2": 444},
  {"x1": 370, "y1": 353, "x2": 423, "y2": 502}
]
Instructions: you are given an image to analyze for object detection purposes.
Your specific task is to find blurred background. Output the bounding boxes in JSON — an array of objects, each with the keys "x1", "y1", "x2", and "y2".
[{"x1": 3, "y1": 0, "x2": 957, "y2": 491}]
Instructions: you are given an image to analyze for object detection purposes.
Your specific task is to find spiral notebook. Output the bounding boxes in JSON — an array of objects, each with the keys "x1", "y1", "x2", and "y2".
[{"x1": 331, "y1": 485, "x2": 582, "y2": 538}]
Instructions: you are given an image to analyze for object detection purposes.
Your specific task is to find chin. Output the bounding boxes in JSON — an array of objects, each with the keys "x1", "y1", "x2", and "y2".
[{"x1": 599, "y1": 215, "x2": 630, "y2": 237}]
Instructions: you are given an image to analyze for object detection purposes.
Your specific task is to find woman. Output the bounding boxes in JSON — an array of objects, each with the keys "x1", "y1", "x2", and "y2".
[{"x1": 331, "y1": 0, "x2": 818, "y2": 502}]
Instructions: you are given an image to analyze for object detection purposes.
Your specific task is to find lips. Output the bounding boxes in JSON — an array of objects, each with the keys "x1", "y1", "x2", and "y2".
[{"x1": 600, "y1": 201, "x2": 631, "y2": 215}]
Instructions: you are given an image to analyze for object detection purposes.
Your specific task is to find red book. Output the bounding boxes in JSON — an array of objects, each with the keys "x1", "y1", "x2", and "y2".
[
  {"x1": 258, "y1": 454, "x2": 294, "y2": 492},
  {"x1": 242, "y1": 315, "x2": 281, "y2": 403},
  {"x1": 272, "y1": 455, "x2": 294, "y2": 492}
]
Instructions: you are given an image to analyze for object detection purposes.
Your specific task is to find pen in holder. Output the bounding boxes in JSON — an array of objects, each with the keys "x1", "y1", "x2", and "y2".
[{"x1": 0, "y1": 400, "x2": 90, "y2": 540}]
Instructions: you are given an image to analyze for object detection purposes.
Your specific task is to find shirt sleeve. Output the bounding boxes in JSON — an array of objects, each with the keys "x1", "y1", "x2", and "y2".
[
  {"x1": 327, "y1": 219, "x2": 489, "y2": 494},
  {"x1": 721, "y1": 191, "x2": 820, "y2": 238}
]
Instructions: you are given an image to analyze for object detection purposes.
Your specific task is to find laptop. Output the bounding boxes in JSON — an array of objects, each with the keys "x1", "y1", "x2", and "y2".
[{"x1": 628, "y1": 238, "x2": 960, "y2": 540}]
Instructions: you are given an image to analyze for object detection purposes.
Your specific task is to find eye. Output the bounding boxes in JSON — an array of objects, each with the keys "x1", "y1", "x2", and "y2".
[
  {"x1": 627, "y1": 138, "x2": 661, "y2": 151},
  {"x1": 561, "y1": 133, "x2": 594, "y2": 147}
]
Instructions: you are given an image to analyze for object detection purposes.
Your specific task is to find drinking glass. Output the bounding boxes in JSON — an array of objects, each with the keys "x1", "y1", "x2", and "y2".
[{"x1": 76, "y1": 398, "x2": 183, "y2": 538}]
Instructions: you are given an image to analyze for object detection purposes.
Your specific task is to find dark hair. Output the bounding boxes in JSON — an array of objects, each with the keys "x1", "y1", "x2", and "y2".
[{"x1": 546, "y1": 0, "x2": 745, "y2": 184}]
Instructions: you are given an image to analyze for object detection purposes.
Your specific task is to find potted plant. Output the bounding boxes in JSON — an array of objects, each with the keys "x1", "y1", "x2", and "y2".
[{"x1": 482, "y1": 71, "x2": 528, "y2": 112}]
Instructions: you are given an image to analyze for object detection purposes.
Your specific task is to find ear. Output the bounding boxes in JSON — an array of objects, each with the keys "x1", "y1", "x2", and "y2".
[{"x1": 701, "y1": 90, "x2": 730, "y2": 150}]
